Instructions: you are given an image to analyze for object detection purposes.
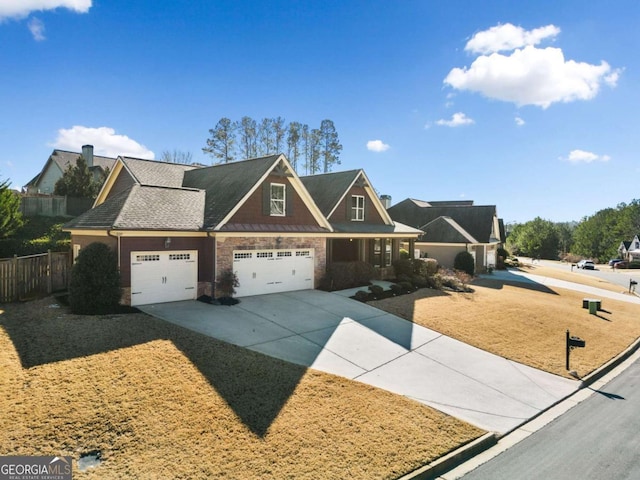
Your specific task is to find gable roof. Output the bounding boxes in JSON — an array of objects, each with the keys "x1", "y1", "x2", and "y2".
[
  {"x1": 388, "y1": 198, "x2": 499, "y2": 244},
  {"x1": 301, "y1": 169, "x2": 394, "y2": 223},
  {"x1": 301, "y1": 170, "x2": 362, "y2": 217},
  {"x1": 421, "y1": 216, "x2": 478, "y2": 243},
  {"x1": 121, "y1": 157, "x2": 199, "y2": 188},
  {"x1": 70, "y1": 154, "x2": 331, "y2": 233},
  {"x1": 25, "y1": 149, "x2": 117, "y2": 189}
]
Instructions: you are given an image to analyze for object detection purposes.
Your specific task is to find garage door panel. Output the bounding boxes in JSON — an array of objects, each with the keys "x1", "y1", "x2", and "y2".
[
  {"x1": 131, "y1": 251, "x2": 198, "y2": 306},
  {"x1": 233, "y1": 249, "x2": 314, "y2": 297}
]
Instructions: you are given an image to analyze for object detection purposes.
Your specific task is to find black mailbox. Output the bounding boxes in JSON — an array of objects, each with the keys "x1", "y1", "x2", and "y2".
[{"x1": 568, "y1": 336, "x2": 585, "y2": 348}]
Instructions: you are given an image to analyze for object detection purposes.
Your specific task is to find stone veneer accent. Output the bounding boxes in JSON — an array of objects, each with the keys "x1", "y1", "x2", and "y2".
[{"x1": 215, "y1": 236, "x2": 327, "y2": 295}]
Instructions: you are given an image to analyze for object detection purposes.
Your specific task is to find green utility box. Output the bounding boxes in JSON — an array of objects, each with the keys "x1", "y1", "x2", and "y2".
[{"x1": 588, "y1": 300, "x2": 598, "y2": 315}]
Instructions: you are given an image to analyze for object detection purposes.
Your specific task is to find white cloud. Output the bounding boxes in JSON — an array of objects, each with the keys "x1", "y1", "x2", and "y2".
[
  {"x1": 515, "y1": 116, "x2": 525, "y2": 126},
  {"x1": 436, "y1": 112, "x2": 474, "y2": 127},
  {"x1": 562, "y1": 149, "x2": 611, "y2": 164},
  {"x1": 465, "y1": 23, "x2": 560, "y2": 54},
  {"x1": 366, "y1": 140, "x2": 390, "y2": 152},
  {"x1": 0, "y1": 0, "x2": 91, "y2": 20},
  {"x1": 27, "y1": 17, "x2": 45, "y2": 40},
  {"x1": 445, "y1": 24, "x2": 621, "y2": 109},
  {"x1": 52, "y1": 126, "x2": 155, "y2": 159}
]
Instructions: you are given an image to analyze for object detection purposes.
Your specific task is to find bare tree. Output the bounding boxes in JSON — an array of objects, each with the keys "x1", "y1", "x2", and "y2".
[{"x1": 161, "y1": 149, "x2": 194, "y2": 164}]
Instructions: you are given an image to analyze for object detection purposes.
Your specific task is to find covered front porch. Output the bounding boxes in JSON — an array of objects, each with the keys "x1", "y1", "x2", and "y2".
[{"x1": 326, "y1": 236, "x2": 416, "y2": 279}]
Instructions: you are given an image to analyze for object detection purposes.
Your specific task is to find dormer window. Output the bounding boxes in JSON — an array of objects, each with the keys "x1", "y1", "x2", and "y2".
[
  {"x1": 270, "y1": 183, "x2": 286, "y2": 216},
  {"x1": 351, "y1": 195, "x2": 365, "y2": 221}
]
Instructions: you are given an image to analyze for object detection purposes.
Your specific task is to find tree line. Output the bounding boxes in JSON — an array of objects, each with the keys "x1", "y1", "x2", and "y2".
[
  {"x1": 202, "y1": 117, "x2": 342, "y2": 175},
  {"x1": 506, "y1": 199, "x2": 640, "y2": 262}
]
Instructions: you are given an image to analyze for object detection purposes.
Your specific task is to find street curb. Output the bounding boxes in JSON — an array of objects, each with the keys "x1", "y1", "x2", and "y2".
[
  {"x1": 579, "y1": 335, "x2": 640, "y2": 387},
  {"x1": 397, "y1": 432, "x2": 497, "y2": 480},
  {"x1": 398, "y1": 337, "x2": 640, "y2": 480}
]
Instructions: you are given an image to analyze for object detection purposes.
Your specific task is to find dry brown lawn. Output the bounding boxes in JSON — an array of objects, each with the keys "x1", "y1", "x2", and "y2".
[
  {"x1": 0, "y1": 298, "x2": 483, "y2": 479},
  {"x1": 371, "y1": 270, "x2": 640, "y2": 379},
  {"x1": 519, "y1": 263, "x2": 632, "y2": 294}
]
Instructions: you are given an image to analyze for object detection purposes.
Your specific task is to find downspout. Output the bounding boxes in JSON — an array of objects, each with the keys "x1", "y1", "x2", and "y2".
[
  {"x1": 207, "y1": 231, "x2": 215, "y2": 297},
  {"x1": 107, "y1": 230, "x2": 122, "y2": 271}
]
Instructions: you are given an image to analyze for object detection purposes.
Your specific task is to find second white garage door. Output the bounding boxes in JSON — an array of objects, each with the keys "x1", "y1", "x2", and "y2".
[
  {"x1": 233, "y1": 249, "x2": 314, "y2": 297},
  {"x1": 130, "y1": 250, "x2": 198, "y2": 306}
]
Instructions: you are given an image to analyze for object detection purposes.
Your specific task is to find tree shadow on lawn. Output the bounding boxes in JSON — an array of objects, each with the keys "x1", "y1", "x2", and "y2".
[{"x1": 0, "y1": 307, "x2": 306, "y2": 438}]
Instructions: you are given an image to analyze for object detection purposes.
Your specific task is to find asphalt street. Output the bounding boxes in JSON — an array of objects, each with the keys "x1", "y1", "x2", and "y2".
[{"x1": 459, "y1": 353, "x2": 640, "y2": 480}]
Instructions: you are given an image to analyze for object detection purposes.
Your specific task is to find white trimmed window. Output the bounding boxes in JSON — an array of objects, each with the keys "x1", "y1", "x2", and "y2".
[
  {"x1": 351, "y1": 195, "x2": 365, "y2": 221},
  {"x1": 270, "y1": 183, "x2": 286, "y2": 216}
]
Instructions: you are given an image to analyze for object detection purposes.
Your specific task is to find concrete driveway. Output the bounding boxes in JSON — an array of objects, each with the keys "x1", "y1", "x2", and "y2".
[{"x1": 139, "y1": 289, "x2": 577, "y2": 434}]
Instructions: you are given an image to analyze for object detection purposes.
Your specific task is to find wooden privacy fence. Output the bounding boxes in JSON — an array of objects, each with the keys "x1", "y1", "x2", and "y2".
[{"x1": 0, "y1": 251, "x2": 72, "y2": 302}]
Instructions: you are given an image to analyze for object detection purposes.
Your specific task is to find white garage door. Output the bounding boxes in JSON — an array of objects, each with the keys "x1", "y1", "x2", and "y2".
[
  {"x1": 233, "y1": 249, "x2": 314, "y2": 297},
  {"x1": 130, "y1": 250, "x2": 198, "y2": 306}
]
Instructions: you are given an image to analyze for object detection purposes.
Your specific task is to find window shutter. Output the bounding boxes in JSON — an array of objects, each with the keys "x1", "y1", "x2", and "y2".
[
  {"x1": 286, "y1": 185, "x2": 293, "y2": 217},
  {"x1": 347, "y1": 196, "x2": 351, "y2": 220},
  {"x1": 262, "y1": 183, "x2": 270, "y2": 216}
]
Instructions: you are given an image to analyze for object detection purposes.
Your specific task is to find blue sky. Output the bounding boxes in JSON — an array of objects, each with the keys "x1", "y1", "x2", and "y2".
[{"x1": 1, "y1": 1, "x2": 638, "y2": 224}]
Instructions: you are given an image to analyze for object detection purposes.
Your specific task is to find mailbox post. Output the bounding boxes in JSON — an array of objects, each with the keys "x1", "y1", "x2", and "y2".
[
  {"x1": 566, "y1": 329, "x2": 586, "y2": 371},
  {"x1": 630, "y1": 279, "x2": 637, "y2": 294}
]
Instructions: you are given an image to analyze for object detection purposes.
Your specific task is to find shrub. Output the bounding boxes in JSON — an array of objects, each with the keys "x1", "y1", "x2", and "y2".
[
  {"x1": 69, "y1": 242, "x2": 121, "y2": 314},
  {"x1": 393, "y1": 258, "x2": 413, "y2": 278},
  {"x1": 390, "y1": 284, "x2": 403, "y2": 296},
  {"x1": 321, "y1": 261, "x2": 376, "y2": 290},
  {"x1": 399, "y1": 281, "x2": 413, "y2": 292},
  {"x1": 354, "y1": 290, "x2": 370, "y2": 302},
  {"x1": 629, "y1": 261, "x2": 640, "y2": 269},
  {"x1": 424, "y1": 275, "x2": 443, "y2": 290},
  {"x1": 399, "y1": 248, "x2": 410, "y2": 259},
  {"x1": 454, "y1": 251, "x2": 475, "y2": 276},
  {"x1": 368, "y1": 284, "x2": 384, "y2": 298},
  {"x1": 423, "y1": 258, "x2": 438, "y2": 275},
  {"x1": 411, "y1": 275, "x2": 428, "y2": 289},
  {"x1": 216, "y1": 268, "x2": 239, "y2": 298}
]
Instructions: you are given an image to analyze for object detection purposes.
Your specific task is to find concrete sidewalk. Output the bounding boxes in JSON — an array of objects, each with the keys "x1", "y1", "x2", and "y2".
[
  {"x1": 483, "y1": 269, "x2": 640, "y2": 305},
  {"x1": 140, "y1": 289, "x2": 577, "y2": 433}
]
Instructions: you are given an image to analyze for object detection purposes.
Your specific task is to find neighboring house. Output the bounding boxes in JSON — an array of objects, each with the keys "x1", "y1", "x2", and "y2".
[
  {"x1": 387, "y1": 198, "x2": 504, "y2": 272},
  {"x1": 24, "y1": 145, "x2": 116, "y2": 194},
  {"x1": 64, "y1": 154, "x2": 422, "y2": 306},
  {"x1": 619, "y1": 235, "x2": 640, "y2": 261},
  {"x1": 300, "y1": 170, "x2": 422, "y2": 279}
]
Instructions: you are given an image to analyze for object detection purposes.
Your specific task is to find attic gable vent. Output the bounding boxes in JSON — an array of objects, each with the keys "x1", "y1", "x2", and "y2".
[{"x1": 272, "y1": 160, "x2": 293, "y2": 177}]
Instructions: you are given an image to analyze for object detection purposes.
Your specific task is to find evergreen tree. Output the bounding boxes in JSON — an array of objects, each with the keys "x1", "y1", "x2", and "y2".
[
  {"x1": 319, "y1": 119, "x2": 342, "y2": 173},
  {"x1": 0, "y1": 176, "x2": 23, "y2": 238},
  {"x1": 54, "y1": 155, "x2": 104, "y2": 199},
  {"x1": 202, "y1": 117, "x2": 236, "y2": 163}
]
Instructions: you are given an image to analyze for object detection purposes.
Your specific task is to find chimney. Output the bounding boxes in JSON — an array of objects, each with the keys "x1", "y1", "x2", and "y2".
[
  {"x1": 82, "y1": 145, "x2": 94, "y2": 167},
  {"x1": 380, "y1": 194, "x2": 392, "y2": 209}
]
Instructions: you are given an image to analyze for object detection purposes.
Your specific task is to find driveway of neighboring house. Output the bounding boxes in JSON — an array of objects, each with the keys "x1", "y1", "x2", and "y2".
[{"x1": 139, "y1": 290, "x2": 577, "y2": 434}]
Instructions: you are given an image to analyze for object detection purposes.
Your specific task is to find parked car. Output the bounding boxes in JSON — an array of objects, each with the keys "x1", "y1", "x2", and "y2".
[
  {"x1": 609, "y1": 258, "x2": 623, "y2": 267},
  {"x1": 614, "y1": 261, "x2": 628, "y2": 269},
  {"x1": 577, "y1": 260, "x2": 595, "y2": 270}
]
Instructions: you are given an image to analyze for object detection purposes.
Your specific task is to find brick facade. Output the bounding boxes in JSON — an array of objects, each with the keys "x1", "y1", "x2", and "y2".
[{"x1": 214, "y1": 235, "x2": 326, "y2": 296}]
